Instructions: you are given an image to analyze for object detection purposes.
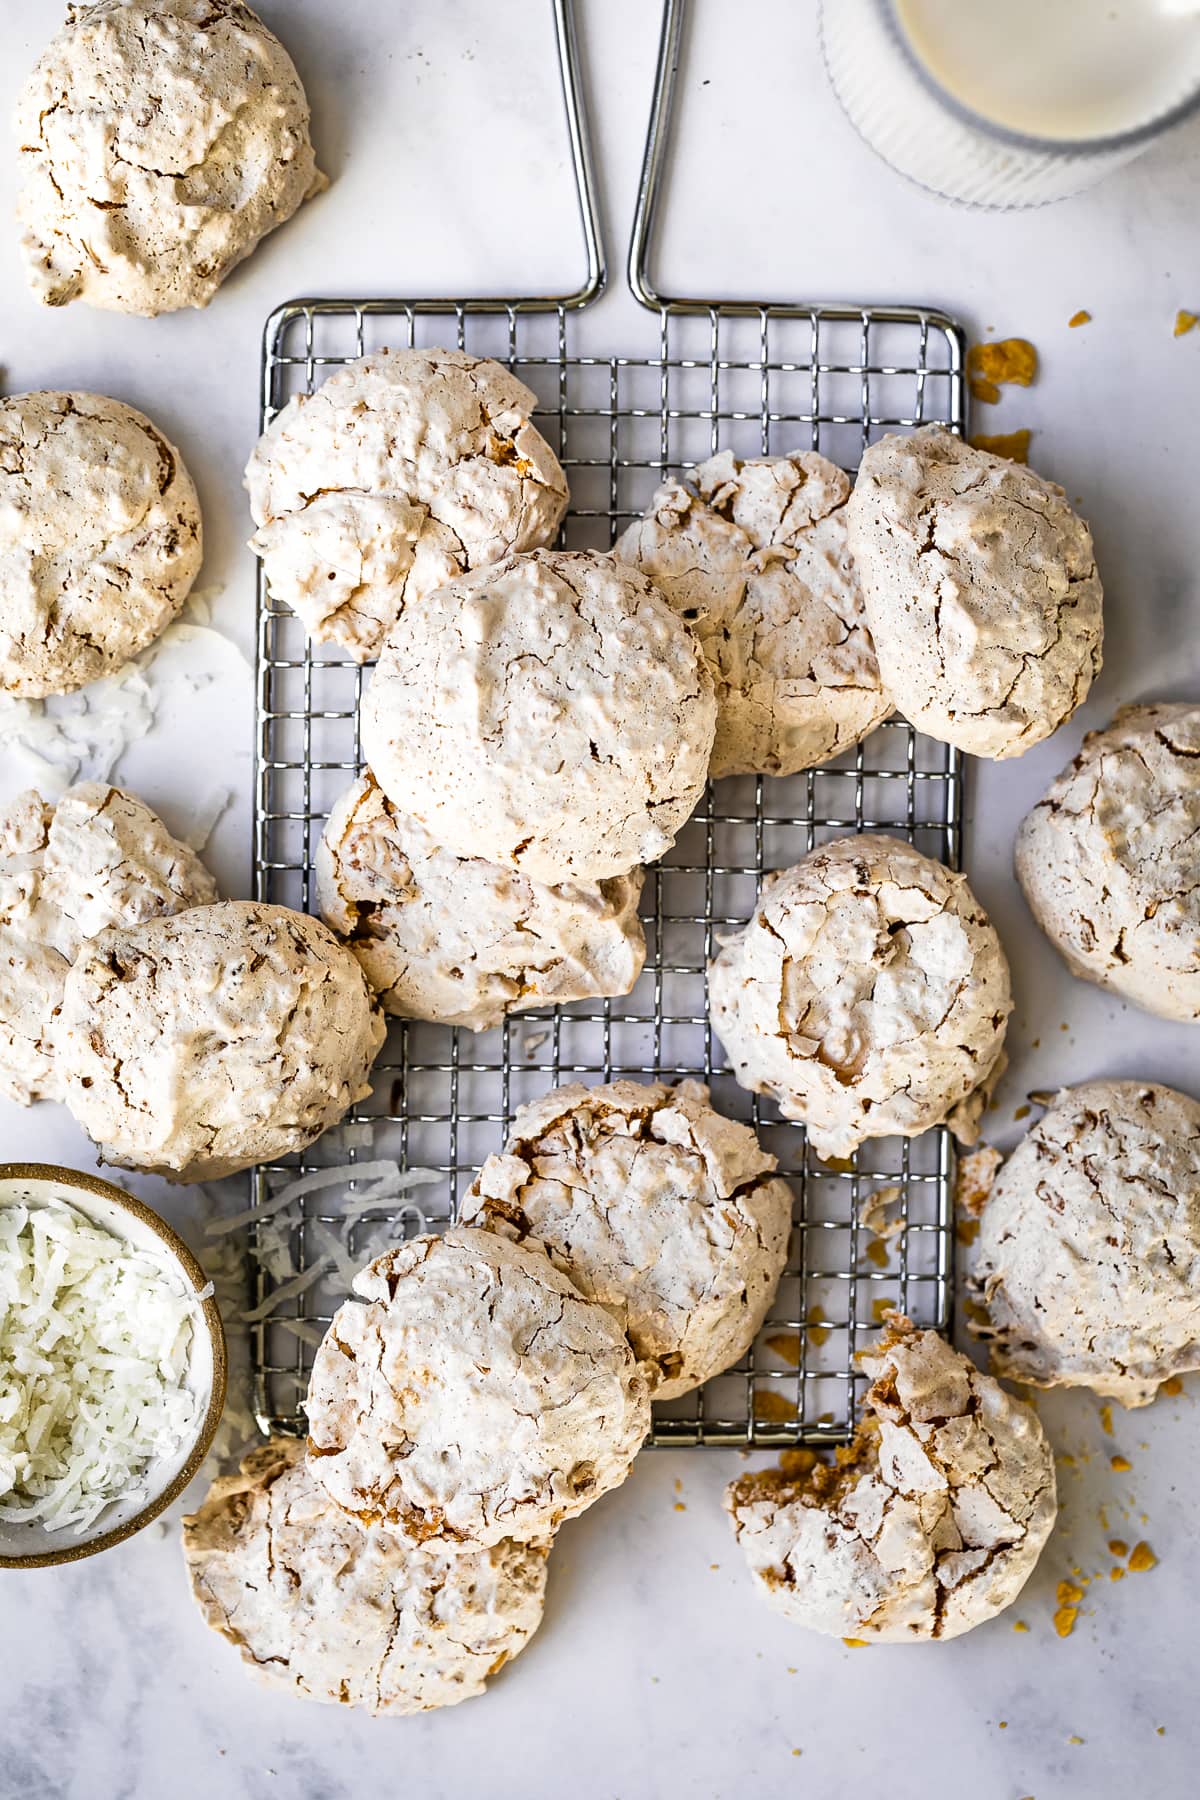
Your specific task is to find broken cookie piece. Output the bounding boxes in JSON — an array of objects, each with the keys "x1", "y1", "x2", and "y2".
[
  {"x1": 315, "y1": 770, "x2": 645, "y2": 1030},
  {"x1": 362, "y1": 547, "x2": 717, "y2": 884},
  {"x1": 1016, "y1": 702, "x2": 1200, "y2": 1022},
  {"x1": 846, "y1": 426, "x2": 1102, "y2": 759},
  {"x1": 461, "y1": 1077, "x2": 793, "y2": 1398},
  {"x1": 56, "y1": 900, "x2": 385, "y2": 1181},
  {"x1": 183, "y1": 1438, "x2": 550, "y2": 1715},
  {"x1": 246, "y1": 347, "x2": 567, "y2": 660},
  {"x1": 614, "y1": 449, "x2": 891, "y2": 779},
  {"x1": 970, "y1": 1080, "x2": 1200, "y2": 1407},
  {"x1": 305, "y1": 1227, "x2": 651, "y2": 1549},
  {"x1": 708, "y1": 835, "x2": 1012, "y2": 1160},
  {"x1": 725, "y1": 1318, "x2": 1057, "y2": 1641}
]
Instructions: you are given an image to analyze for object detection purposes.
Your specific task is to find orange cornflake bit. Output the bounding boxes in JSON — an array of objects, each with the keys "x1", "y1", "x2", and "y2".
[
  {"x1": 1054, "y1": 1605, "x2": 1080, "y2": 1637},
  {"x1": 842, "y1": 1637, "x2": 869, "y2": 1648},
  {"x1": 872, "y1": 1298, "x2": 893, "y2": 1323},
  {"x1": 1069, "y1": 309, "x2": 1092, "y2": 327},
  {"x1": 1111, "y1": 1454, "x2": 1132, "y2": 1472},
  {"x1": 1014, "y1": 1104, "x2": 1031, "y2": 1121},
  {"x1": 956, "y1": 1217, "x2": 980, "y2": 1246},
  {"x1": 806, "y1": 1304, "x2": 831, "y2": 1347},
  {"x1": 967, "y1": 338, "x2": 1038, "y2": 401},
  {"x1": 1157, "y1": 1727, "x2": 1166, "y2": 1736},
  {"x1": 766, "y1": 1331, "x2": 802, "y2": 1368},
  {"x1": 963, "y1": 1297, "x2": 992, "y2": 1328},
  {"x1": 710, "y1": 1563, "x2": 720, "y2": 1570},
  {"x1": 753, "y1": 1389, "x2": 798, "y2": 1423},
  {"x1": 673, "y1": 1501, "x2": 687, "y2": 1512},
  {"x1": 969, "y1": 429, "x2": 1032, "y2": 464},
  {"x1": 1068, "y1": 1736, "x2": 1084, "y2": 1745},
  {"x1": 779, "y1": 1448, "x2": 817, "y2": 1479},
  {"x1": 1057, "y1": 1579, "x2": 1084, "y2": 1605},
  {"x1": 864, "y1": 1239, "x2": 889, "y2": 1268},
  {"x1": 1108, "y1": 1538, "x2": 1128, "y2": 1557},
  {"x1": 1128, "y1": 1541, "x2": 1157, "y2": 1573},
  {"x1": 1174, "y1": 310, "x2": 1197, "y2": 337},
  {"x1": 1012, "y1": 1619, "x2": 1029, "y2": 1633},
  {"x1": 1099, "y1": 1404, "x2": 1114, "y2": 1435},
  {"x1": 1161, "y1": 1376, "x2": 1184, "y2": 1397},
  {"x1": 1111, "y1": 1566, "x2": 1126, "y2": 1581}
]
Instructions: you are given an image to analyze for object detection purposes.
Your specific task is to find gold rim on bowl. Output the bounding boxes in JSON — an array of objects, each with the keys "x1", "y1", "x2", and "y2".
[{"x1": 0, "y1": 1162, "x2": 227, "y2": 1570}]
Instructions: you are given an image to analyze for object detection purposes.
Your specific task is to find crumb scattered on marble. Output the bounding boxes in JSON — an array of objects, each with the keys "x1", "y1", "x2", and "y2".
[
  {"x1": 1174, "y1": 310, "x2": 1197, "y2": 337},
  {"x1": 969, "y1": 429, "x2": 1032, "y2": 464},
  {"x1": 1013, "y1": 1619, "x2": 1029, "y2": 1632},
  {"x1": 1111, "y1": 1454, "x2": 1132, "y2": 1472},
  {"x1": 967, "y1": 338, "x2": 1038, "y2": 404},
  {"x1": 1099, "y1": 1404, "x2": 1114, "y2": 1435},
  {"x1": 1128, "y1": 1541, "x2": 1157, "y2": 1572},
  {"x1": 1161, "y1": 1376, "x2": 1184, "y2": 1397},
  {"x1": 842, "y1": 1637, "x2": 868, "y2": 1648},
  {"x1": 1069, "y1": 310, "x2": 1092, "y2": 327}
]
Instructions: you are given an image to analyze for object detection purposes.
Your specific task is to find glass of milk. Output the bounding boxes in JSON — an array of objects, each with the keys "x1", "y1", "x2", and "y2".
[{"x1": 820, "y1": 0, "x2": 1200, "y2": 206}]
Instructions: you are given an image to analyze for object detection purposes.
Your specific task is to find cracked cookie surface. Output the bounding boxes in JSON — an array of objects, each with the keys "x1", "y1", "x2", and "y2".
[
  {"x1": 0, "y1": 391, "x2": 201, "y2": 696},
  {"x1": 315, "y1": 770, "x2": 645, "y2": 1030},
  {"x1": 1016, "y1": 702, "x2": 1200, "y2": 1021},
  {"x1": 305, "y1": 1226, "x2": 651, "y2": 1549},
  {"x1": 15, "y1": 0, "x2": 325, "y2": 316},
  {"x1": 461, "y1": 1077, "x2": 792, "y2": 1398},
  {"x1": 615, "y1": 449, "x2": 891, "y2": 778},
  {"x1": 725, "y1": 1318, "x2": 1056, "y2": 1640},
  {"x1": 846, "y1": 426, "x2": 1102, "y2": 759},
  {"x1": 56, "y1": 899, "x2": 384, "y2": 1181},
  {"x1": 361, "y1": 547, "x2": 717, "y2": 883},
  {"x1": 708, "y1": 834, "x2": 1011, "y2": 1160},
  {"x1": 0, "y1": 782, "x2": 216, "y2": 1105},
  {"x1": 246, "y1": 348, "x2": 568, "y2": 660},
  {"x1": 184, "y1": 1438, "x2": 550, "y2": 1715},
  {"x1": 971, "y1": 1080, "x2": 1200, "y2": 1406}
]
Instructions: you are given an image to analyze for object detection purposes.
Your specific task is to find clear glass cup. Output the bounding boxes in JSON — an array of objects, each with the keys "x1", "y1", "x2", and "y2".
[{"x1": 820, "y1": 0, "x2": 1200, "y2": 208}]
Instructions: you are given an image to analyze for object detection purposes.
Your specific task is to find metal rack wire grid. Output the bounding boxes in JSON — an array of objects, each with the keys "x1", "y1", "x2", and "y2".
[{"x1": 251, "y1": 296, "x2": 966, "y2": 1447}]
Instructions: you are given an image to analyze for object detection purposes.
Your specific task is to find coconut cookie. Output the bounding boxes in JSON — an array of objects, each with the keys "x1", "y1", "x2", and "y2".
[
  {"x1": 708, "y1": 835, "x2": 1011, "y2": 1160},
  {"x1": 362, "y1": 548, "x2": 717, "y2": 883},
  {"x1": 15, "y1": 0, "x2": 324, "y2": 316},
  {"x1": 0, "y1": 392, "x2": 201, "y2": 697},
  {"x1": 0, "y1": 782, "x2": 217, "y2": 1105},
  {"x1": 315, "y1": 771, "x2": 646, "y2": 1031},
  {"x1": 725, "y1": 1319, "x2": 1056, "y2": 1641},
  {"x1": 183, "y1": 1438, "x2": 550, "y2": 1716},
  {"x1": 246, "y1": 348, "x2": 568, "y2": 661},
  {"x1": 57, "y1": 900, "x2": 384, "y2": 1181},
  {"x1": 971, "y1": 1081, "x2": 1200, "y2": 1407},
  {"x1": 1016, "y1": 702, "x2": 1200, "y2": 1022},
  {"x1": 306, "y1": 1227, "x2": 651, "y2": 1548},
  {"x1": 461, "y1": 1078, "x2": 793, "y2": 1398},
  {"x1": 615, "y1": 450, "x2": 890, "y2": 778},
  {"x1": 846, "y1": 426, "x2": 1102, "y2": 759}
]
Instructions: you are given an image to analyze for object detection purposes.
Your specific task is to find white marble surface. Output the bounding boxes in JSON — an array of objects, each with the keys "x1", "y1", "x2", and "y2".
[{"x1": 1, "y1": 2, "x2": 1199, "y2": 1795}]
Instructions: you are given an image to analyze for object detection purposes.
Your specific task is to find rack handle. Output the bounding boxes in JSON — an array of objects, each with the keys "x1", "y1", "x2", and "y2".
[
  {"x1": 627, "y1": 0, "x2": 686, "y2": 309},
  {"x1": 552, "y1": 0, "x2": 607, "y2": 308}
]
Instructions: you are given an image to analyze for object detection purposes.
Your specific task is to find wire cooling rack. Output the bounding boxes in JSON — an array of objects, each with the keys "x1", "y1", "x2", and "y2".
[{"x1": 250, "y1": 0, "x2": 967, "y2": 1447}]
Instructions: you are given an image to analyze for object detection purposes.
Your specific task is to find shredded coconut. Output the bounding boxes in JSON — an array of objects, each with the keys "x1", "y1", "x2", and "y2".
[{"x1": 0, "y1": 1198, "x2": 202, "y2": 1534}]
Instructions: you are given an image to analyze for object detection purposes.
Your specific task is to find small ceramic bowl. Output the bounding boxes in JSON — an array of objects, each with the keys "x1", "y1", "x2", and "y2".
[{"x1": 0, "y1": 1163, "x2": 226, "y2": 1569}]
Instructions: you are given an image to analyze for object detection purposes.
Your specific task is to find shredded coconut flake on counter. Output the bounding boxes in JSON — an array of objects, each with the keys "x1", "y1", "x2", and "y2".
[
  {"x1": 0, "y1": 666, "x2": 156, "y2": 797},
  {"x1": 0, "y1": 1200, "x2": 202, "y2": 1534}
]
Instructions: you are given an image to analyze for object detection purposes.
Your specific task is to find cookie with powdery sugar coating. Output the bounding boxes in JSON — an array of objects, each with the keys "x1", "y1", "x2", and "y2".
[
  {"x1": 15, "y1": 0, "x2": 325, "y2": 315},
  {"x1": 0, "y1": 782, "x2": 217, "y2": 1105},
  {"x1": 708, "y1": 834, "x2": 1011, "y2": 1160},
  {"x1": 361, "y1": 548, "x2": 716, "y2": 884},
  {"x1": 57, "y1": 900, "x2": 384, "y2": 1181},
  {"x1": 846, "y1": 426, "x2": 1102, "y2": 758},
  {"x1": 184, "y1": 1439, "x2": 550, "y2": 1716},
  {"x1": 616, "y1": 449, "x2": 890, "y2": 778},
  {"x1": 725, "y1": 1319, "x2": 1056, "y2": 1641},
  {"x1": 1016, "y1": 702, "x2": 1200, "y2": 1021},
  {"x1": 246, "y1": 348, "x2": 568, "y2": 660},
  {"x1": 971, "y1": 1080, "x2": 1200, "y2": 1407},
  {"x1": 305, "y1": 1227, "x2": 651, "y2": 1549},
  {"x1": 461, "y1": 1077, "x2": 792, "y2": 1398},
  {"x1": 0, "y1": 392, "x2": 201, "y2": 697},
  {"x1": 315, "y1": 771, "x2": 645, "y2": 1030}
]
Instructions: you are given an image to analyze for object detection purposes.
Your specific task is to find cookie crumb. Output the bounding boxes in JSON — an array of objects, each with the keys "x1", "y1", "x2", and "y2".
[
  {"x1": 955, "y1": 1144, "x2": 1003, "y2": 1218},
  {"x1": 1069, "y1": 310, "x2": 1092, "y2": 327},
  {"x1": 1161, "y1": 1376, "x2": 1183, "y2": 1397},
  {"x1": 969, "y1": 429, "x2": 1032, "y2": 464},
  {"x1": 1128, "y1": 1541, "x2": 1157, "y2": 1572}
]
